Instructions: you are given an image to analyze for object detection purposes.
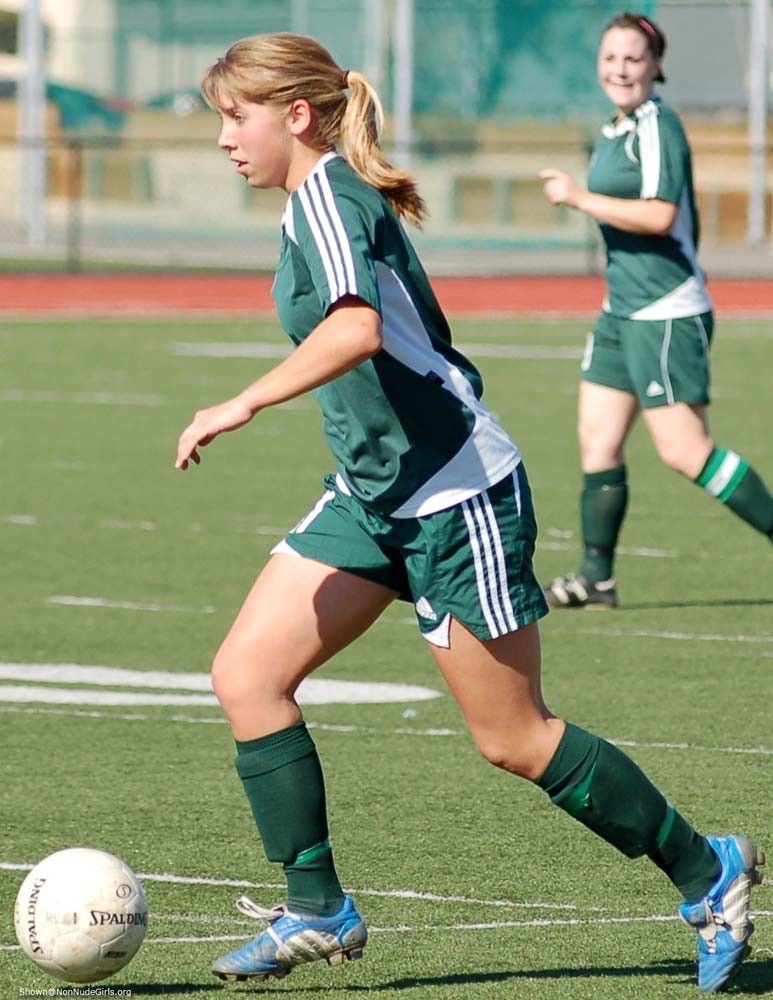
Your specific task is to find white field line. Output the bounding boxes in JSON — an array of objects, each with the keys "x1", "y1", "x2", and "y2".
[
  {"x1": 0, "y1": 862, "x2": 602, "y2": 914},
  {"x1": 0, "y1": 389, "x2": 164, "y2": 406},
  {"x1": 0, "y1": 687, "x2": 442, "y2": 708},
  {"x1": 171, "y1": 342, "x2": 583, "y2": 361},
  {"x1": 538, "y1": 541, "x2": 680, "y2": 558},
  {"x1": 578, "y1": 628, "x2": 773, "y2": 645},
  {"x1": 0, "y1": 663, "x2": 443, "y2": 707},
  {"x1": 0, "y1": 686, "x2": 220, "y2": 708},
  {"x1": 4, "y1": 909, "x2": 773, "y2": 952},
  {"x1": 48, "y1": 595, "x2": 216, "y2": 614},
  {"x1": 100, "y1": 519, "x2": 157, "y2": 531},
  {"x1": 0, "y1": 705, "x2": 457, "y2": 734},
  {"x1": 0, "y1": 704, "x2": 772, "y2": 759},
  {"x1": 0, "y1": 514, "x2": 292, "y2": 536}
]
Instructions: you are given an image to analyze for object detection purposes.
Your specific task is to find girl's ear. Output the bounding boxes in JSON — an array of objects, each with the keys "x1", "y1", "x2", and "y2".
[{"x1": 287, "y1": 98, "x2": 313, "y2": 137}]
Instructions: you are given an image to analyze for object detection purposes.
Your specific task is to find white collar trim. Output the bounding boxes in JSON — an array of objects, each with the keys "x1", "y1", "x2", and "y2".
[
  {"x1": 282, "y1": 152, "x2": 339, "y2": 241},
  {"x1": 601, "y1": 96, "x2": 659, "y2": 138}
]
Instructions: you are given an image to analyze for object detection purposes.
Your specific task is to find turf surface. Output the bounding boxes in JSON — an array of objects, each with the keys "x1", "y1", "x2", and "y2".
[{"x1": 1, "y1": 315, "x2": 771, "y2": 998}]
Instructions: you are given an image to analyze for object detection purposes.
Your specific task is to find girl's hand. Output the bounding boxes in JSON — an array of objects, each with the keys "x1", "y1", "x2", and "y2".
[
  {"x1": 538, "y1": 168, "x2": 583, "y2": 209},
  {"x1": 175, "y1": 395, "x2": 255, "y2": 470}
]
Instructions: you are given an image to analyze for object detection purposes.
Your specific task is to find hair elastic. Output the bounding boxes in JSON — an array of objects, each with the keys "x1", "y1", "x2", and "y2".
[
  {"x1": 341, "y1": 70, "x2": 350, "y2": 88},
  {"x1": 637, "y1": 17, "x2": 659, "y2": 49}
]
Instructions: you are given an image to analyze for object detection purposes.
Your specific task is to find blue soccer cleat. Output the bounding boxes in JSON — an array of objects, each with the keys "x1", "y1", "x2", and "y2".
[
  {"x1": 211, "y1": 894, "x2": 367, "y2": 982},
  {"x1": 679, "y1": 834, "x2": 765, "y2": 994}
]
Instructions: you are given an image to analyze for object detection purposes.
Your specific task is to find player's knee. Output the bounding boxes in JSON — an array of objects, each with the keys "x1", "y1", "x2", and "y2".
[
  {"x1": 654, "y1": 438, "x2": 693, "y2": 476},
  {"x1": 473, "y1": 735, "x2": 536, "y2": 780},
  {"x1": 211, "y1": 641, "x2": 265, "y2": 713},
  {"x1": 578, "y1": 421, "x2": 619, "y2": 468},
  {"x1": 211, "y1": 646, "x2": 238, "y2": 711}
]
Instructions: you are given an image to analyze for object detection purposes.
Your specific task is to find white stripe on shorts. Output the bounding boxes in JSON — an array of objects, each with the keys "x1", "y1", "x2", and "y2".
[
  {"x1": 659, "y1": 318, "x2": 675, "y2": 404},
  {"x1": 694, "y1": 314, "x2": 710, "y2": 355},
  {"x1": 461, "y1": 490, "x2": 518, "y2": 639},
  {"x1": 478, "y1": 492, "x2": 519, "y2": 632},
  {"x1": 292, "y1": 489, "x2": 336, "y2": 534}
]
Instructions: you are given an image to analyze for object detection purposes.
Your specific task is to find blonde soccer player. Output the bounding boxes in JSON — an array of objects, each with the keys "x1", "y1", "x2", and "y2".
[{"x1": 177, "y1": 32, "x2": 763, "y2": 994}]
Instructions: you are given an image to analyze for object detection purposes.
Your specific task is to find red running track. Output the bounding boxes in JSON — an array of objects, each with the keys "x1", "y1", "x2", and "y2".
[{"x1": 1, "y1": 273, "x2": 773, "y2": 315}]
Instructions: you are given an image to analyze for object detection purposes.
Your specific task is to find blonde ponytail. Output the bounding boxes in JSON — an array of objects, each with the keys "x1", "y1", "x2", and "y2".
[
  {"x1": 201, "y1": 33, "x2": 427, "y2": 227},
  {"x1": 339, "y1": 70, "x2": 427, "y2": 228}
]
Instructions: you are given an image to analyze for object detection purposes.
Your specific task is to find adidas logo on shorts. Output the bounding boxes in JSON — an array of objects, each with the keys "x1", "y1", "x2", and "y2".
[
  {"x1": 646, "y1": 380, "x2": 665, "y2": 397},
  {"x1": 415, "y1": 597, "x2": 437, "y2": 621}
]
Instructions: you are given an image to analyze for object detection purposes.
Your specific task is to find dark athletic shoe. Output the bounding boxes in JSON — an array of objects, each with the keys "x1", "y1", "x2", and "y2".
[{"x1": 543, "y1": 573, "x2": 618, "y2": 609}]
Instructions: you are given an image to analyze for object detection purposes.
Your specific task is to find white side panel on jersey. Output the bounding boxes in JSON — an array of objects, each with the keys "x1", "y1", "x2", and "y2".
[
  {"x1": 372, "y1": 262, "x2": 520, "y2": 518},
  {"x1": 630, "y1": 274, "x2": 712, "y2": 320}
]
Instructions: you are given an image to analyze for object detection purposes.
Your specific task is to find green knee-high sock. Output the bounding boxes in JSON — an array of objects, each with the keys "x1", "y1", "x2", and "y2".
[
  {"x1": 578, "y1": 466, "x2": 629, "y2": 583},
  {"x1": 695, "y1": 448, "x2": 773, "y2": 539},
  {"x1": 537, "y1": 724, "x2": 719, "y2": 902},
  {"x1": 235, "y1": 721, "x2": 344, "y2": 915}
]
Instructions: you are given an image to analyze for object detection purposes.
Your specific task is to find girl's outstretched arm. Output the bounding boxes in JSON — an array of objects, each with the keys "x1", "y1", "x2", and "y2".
[{"x1": 175, "y1": 297, "x2": 382, "y2": 470}]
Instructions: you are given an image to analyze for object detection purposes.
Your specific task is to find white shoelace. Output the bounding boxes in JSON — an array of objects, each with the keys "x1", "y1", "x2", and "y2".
[{"x1": 235, "y1": 895, "x2": 288, "y2": 922}]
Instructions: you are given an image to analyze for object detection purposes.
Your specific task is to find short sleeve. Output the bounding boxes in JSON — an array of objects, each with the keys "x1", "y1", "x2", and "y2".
[
  {"x1": 290, "y1": 172, "x2": 382, "y2": 316},
  {"x1": 637, "y1": 109, "x2": 688, "y2": 204}
]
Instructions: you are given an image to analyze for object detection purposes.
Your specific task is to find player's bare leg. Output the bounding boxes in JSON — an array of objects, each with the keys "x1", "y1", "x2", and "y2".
[
  {"x1": 644, "y1": 403, "x2": 773, "y2": 539},
  {"x1": 546, "y1": 382, "x2": 639, "y2": 609},
  {"x1": 212, "y1": 553, "x2": 396, "y2": 739},
  {"x1": 642, "y1": 402, "x2": 712, "y2": 478},
  {"x1": 577, "y1": 381, "x2": 639, "y2": 473},
  {"x1": 210, "y1": 554, "x2": 396, "y2": 981},
  {"x1": 431, "y1": 619, "x2": 563, "y2": 779},
  {"x1": 432, "y1": 618, "x2": 764, "y2": 994}
]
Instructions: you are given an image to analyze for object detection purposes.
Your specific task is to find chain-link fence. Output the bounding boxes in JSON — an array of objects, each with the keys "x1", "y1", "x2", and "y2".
[{"x1": 2, "y1": 0, "x2": 770, "y2": 272}]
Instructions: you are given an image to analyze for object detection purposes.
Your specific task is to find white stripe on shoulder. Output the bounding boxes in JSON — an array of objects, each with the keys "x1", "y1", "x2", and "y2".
[
  {"x1": 295, "y1": 161, "x2": 359, "y2": 303},
  {"x1": 282, "y1": 199, "x2": 297, "y2": 244},
  {"x1": 316, "y1": 169, "x2": 358, "y2": 295},
  {"x1": 296, "y1": 184, "x2": 340, "y2": 300},
  {"x1": 638, "y1": 109, "x2": 661, "y2": 199},
  {"x1": 306, "y1": 175, "x2": 348, "y2": 297}
]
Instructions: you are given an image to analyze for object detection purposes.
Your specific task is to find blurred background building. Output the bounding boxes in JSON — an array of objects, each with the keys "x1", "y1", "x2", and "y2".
[{"x1": 1, "y1": 0, "x2": 770, "y2": 274}]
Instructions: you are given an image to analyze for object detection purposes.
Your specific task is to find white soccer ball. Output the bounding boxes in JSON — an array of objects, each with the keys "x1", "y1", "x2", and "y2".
[{"x1": 14, "y1": 847, "x2": 148, "y2": 984}]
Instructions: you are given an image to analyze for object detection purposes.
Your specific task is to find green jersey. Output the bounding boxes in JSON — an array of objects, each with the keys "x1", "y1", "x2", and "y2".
[
  {"x1": 273, "y1": 153, "x2": 519, "y2": 518},
  {"x1": 588, "y1": 97, "x2": 712, "y2": 320}
]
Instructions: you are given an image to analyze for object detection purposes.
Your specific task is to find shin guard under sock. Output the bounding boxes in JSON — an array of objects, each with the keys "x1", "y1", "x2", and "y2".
[
  {"x1": 578, "y1": 466, "x2": 629, "y2": 582},
  {"x1": 538, "y1": 724, "x2": 719, "y2": 899},
  {"x1": 235, "y1": 722, "x2": 344, "y2": 915}
]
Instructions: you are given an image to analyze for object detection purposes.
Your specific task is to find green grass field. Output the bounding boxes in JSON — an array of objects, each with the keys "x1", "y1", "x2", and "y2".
[{"x1": 1, "y1": 313, "x2": 771, "y2": 999}]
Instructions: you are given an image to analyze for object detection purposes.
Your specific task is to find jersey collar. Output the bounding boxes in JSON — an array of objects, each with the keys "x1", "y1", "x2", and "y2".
[
  {"x1": 281, "y1": 151, "x2": 341, "y2": 237},
  {"x1": 601, "y1": 94, "x2": 660, "y2": 138},
  {"x1": 290, "y1": 150, "x2": 339, "y2": 200}
]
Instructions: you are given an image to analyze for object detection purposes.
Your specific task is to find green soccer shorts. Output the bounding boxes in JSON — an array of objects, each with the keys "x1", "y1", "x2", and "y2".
[
  {"x1": 581, "y1": 310, "x2": 714, "y2": 408},
  {"x1": 271, "y1": 464, "x2": 549, "y2": 647}
]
